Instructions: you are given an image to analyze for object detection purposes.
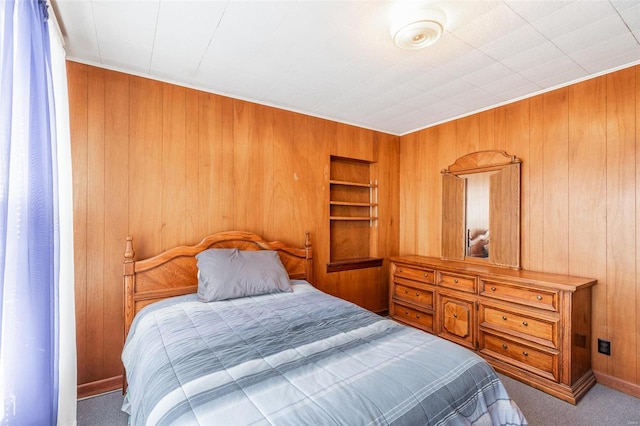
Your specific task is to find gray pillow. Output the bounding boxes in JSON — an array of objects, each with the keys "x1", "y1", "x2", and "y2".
[{"x1": 196, "y1": 248, "x2": 292, "y2": 301}]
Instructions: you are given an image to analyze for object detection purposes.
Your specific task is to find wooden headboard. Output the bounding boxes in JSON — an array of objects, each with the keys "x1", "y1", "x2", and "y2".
[{"x1": 123, "y1": 231, "x2": 312, "y2": 339}]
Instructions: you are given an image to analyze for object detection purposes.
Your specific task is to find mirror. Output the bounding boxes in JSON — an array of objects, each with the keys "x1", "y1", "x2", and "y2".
[
  {"x1": 441, "y1": 150, "x2": 521, "y2": 269},
  {"x1": 462, "y1": 172, "x2": 491, "y2": 258}
]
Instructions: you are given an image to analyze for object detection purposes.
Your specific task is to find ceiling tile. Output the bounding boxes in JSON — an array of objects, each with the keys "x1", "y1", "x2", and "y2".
[
  {"x1": 569, "y1": 32, "x2": 640, "y2": 74},
  {"x1": 91, "y1": 0, "x2": 160, "y2": 73},
  {"x1": 150, "y1": 1, "x2": 227, "y2": 81},
  {"x1": 552, "y1": 13, "x2": 632, "y2": 54},
  {"x1": 520, "y1": 56, "x2": 585, "y2": 86},
  {"x1": 529, "y1": 1, "x2": 617, "y2": 40},
  {"x1": 453, "y1": 2, "x2": 528, "y2": 48},
  {"x1": 504, "y1": 0, "x2": 576, "y2": 23},
  {"x1": 54, "y1": 0, "x2": 100, "y2": 63},
  {"x1": 479, "y1": 24, "x2": 548, "y2": 62},
  {"x1": 501, "y1": 41, "x2": 568, "y2": 73}
]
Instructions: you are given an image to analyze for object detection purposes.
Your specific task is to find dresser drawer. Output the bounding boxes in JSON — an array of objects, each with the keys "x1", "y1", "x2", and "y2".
[
  {"x1": 394, "y1": 264, "x2": 435, "y2": 284},
  {"x1": 479, "y1": 304, "x2": 558, "y2": 348},
  {"x1": 438, "y1": 271, "x2": 477, "y2": 293},
  {"x1": 393, "y1": 303, "x2": 434, "y2": 332},
  {"x1": 480, "y1": 280, "x2": 558, "y2": 311},
  {"x1": 479, "y1": 332, "x2": 558, "y2": 382},
  {"x1": 393, "y1": 283, "x2": 434, "y2": 310}
]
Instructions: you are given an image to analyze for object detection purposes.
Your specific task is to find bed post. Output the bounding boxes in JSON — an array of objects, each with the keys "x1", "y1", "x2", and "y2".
[
  {"x1": 123, "y1": 235, "x2": 135, "y2": 392},
  {"x1": 305, "y1": 230, "x2": 313, "y2": 284}
]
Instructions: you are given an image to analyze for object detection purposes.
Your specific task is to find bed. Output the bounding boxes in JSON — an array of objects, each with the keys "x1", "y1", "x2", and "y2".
[{"x1": 122, "y1": 231, "x2": 527, "y2": 425}]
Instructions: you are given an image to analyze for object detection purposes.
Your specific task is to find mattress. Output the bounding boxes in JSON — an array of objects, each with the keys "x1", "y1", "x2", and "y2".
[{"x1": 122, "y1": 281, "x2": 526, "y2": 425}]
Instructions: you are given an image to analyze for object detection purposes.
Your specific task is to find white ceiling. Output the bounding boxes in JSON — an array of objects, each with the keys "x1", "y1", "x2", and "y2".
[{"x1": 52, "y1": 0, "x2": 640, "y2": 136}]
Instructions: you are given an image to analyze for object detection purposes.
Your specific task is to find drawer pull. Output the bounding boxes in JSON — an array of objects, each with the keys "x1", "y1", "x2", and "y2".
[
  {"x1": 404, "y1": 289, "x2": 409, "y2": 294},
  {"x1": 523, "y1": 351, "x2": 529, "y2": 357},
  {"x1": 399, "y1": 268, "x2": 403, "y2": 272},
  {"x1": 424, "y1": 273, "x2": 429, "y2": 277},
  {"x1": 502, "y1": 316, "x2": 507, "y2": 320},
  {"x1": 415, "y1": 314, "x2": 420, "y2": 319},
  {"x1": 522, "y1": 321, "x2": 528, "y2": 327},
  {"x1": 404, "y1": 310, "x2": 409, "y2": 315},
  {"x1": 453, "y1": 313, "x2": 458, "y2": 318},
  {"x1": 490, "y1": 287, "x2": 496, "y2": 291},
  {"x1": 501, "y1": 344, "x2": 508, "y2": 350},
  {"x1": 415, "y1": 292, "x2": 420, "y2": 297},
  {"x1": 454, "y1": 279, "x2": 459, "y2": 283},
  {"x1": 536, "y1": 295, "x2": 543, "y2": 301}
]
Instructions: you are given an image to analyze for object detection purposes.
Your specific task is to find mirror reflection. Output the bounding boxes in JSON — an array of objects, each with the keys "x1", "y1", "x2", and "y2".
[{"x1": 463, "y1": 172, "x2": 492, "y2": 258}]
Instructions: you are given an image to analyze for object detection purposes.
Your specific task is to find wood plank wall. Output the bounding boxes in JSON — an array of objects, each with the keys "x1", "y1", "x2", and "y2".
[
  {"x1": 67, "y1": 61, "x2": 399, "y2": 396},
  {"x1": 399, "y1": 65, "x2": 639, "y2": 398}
]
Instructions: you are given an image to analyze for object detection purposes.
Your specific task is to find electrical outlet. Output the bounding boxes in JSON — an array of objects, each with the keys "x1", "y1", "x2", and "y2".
[{"x1": 598, "y1": 338, "x2": 611, "y2": 356}]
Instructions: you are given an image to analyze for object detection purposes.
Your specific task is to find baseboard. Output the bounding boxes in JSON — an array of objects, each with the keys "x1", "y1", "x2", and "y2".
[
  {"x1": 594, "y1": 371, "x2": 640, "y2": 399},
  {"x1": 77, "y1": 375, "x2": 123, "y2": 399}
]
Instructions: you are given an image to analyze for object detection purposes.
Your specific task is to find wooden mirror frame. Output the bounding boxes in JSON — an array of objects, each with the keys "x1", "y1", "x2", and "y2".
[{"x1": 441, "y1": 150, "x2": 521, "y2": 269}]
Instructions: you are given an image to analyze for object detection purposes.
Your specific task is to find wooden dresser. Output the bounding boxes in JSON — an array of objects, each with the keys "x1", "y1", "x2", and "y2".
[{"x1": 389, "y1": 255, "x2": 597, "y2": 404}]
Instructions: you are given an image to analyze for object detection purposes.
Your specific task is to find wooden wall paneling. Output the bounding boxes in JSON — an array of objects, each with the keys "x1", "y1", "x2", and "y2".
[
  {"x1": 377, "y1": 132, "x2": 400, "y2": 256},
  {"x1": 494, "y1": 106, "x2": 507, "y2": 152},
  {"x1": 128, "y1": 76, "x2": 163, "y2": 259},
  {"x1": 308, "y1": 117, "x2": 334, "y2": 292},
  {"x1": 436, "y1": 122, "x2": 458, "y2": 257},
  {"x1": 478, "y1": 110, "x2": 495, "y2": 152},
  {"x1": 502, "y1": 101, "x2": 530, "y2": 161},
  {"x1": 542, "y1": 89, "x2": 569, "y2": 274},
  {"x1": 567, "y1": 77, "x2": 607, "y2": 373},
  {"x1": 102, "y1": 70, "x2": 129, "y2": 377},
  {"x1": 67, "y1": 62, "x2": 88, "y2": 385},
  {"x1": 399, "y1": 131, "x2": 418, "y2": 254},
  {"x1": 253, "y1": 103, "x2": 276, "y2": 237},
  {"x1": 375, "y1": 132, "x2": 400, "y2": 309},
  {"x1": 455, "y1": 110, "x2": 495, "y2": 154},
  {"x1": 232, "y1": 100, "x2": 254, "y2": 233},
  {"x1": 196, "y1": 92, "x2": 216, "y2": 237},
  {"x1": 162, "y1": 84, "x2": 187, "y2": 249},
  {"x1": 333, "y1": 124, "x2": 375, "y2": 162},
  {"x1": 349, "y1": 267, "x2": 384, "y2": 312},
  {"x1": 86, "y1": 66, "x2": 106, "y2": 382},
  {"x1": 527, "y1": 96, "x2": 545, "y2": 272},
  {"x1": 501, "y1": 101, "x2": 529, "y2": 269},
  {"x1": 636, "y1": 65, "x2": 640, "y2": 385},
  {"x1": 456, "y1": 115, "x2": 475, "y2": 155},
  {"x1": 606, "y1": 67, "x2": 637, "y2": 384},
  {"x1": 197, "y1": 93, "x2": 234, "y2": 236},
  {"x1": 417, "y1": 128, "x2": 437, "y2": 256},
  {"x1": 290, "y1": 113, "x2": 313, "y2": 241},
  {"x1": 269, "y1": 109, "x2": 296, "y2": 244},
  {"x1": 184, "y1": 89, "x2": 200, "y2": 242}
]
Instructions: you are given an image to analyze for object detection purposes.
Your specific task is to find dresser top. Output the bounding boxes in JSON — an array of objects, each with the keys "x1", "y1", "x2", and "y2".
[{"x1": 391, "y1": 255, "x2": 596, "y2": 292}]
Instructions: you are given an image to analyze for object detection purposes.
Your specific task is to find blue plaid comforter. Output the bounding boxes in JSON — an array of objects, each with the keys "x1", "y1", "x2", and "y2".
[{"x1": 122, "y1": 281, "x2": 527, "y2": 425}]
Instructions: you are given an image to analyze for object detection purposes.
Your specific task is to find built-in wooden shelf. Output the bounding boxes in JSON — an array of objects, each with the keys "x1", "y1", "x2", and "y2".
[
  {"x1": 326, "y1": 257, "x2": 383, "y2": 273},
  {"x1": 330, "y1": 201, "x2": 377, "y2": 207},
  {"x1": 329, "y1": 179, "x2": 374, "y2": 188},
  {"x1": 329, "y1": 156, "x2": 379, "y2": 272},
  {"x1": 329, "y1": 216, "x2": 378, "y2": 221}
]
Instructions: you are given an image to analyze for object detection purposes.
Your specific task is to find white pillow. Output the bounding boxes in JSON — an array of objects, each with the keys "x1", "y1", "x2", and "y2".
[{"x1": 196, "y1": 248, "x2": 291, "y2": 302}]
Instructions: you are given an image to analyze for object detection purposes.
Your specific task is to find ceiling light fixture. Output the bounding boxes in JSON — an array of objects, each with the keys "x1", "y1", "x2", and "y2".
[{"x1": 390, "y1": 7, "x2": 446, "y2": 50}]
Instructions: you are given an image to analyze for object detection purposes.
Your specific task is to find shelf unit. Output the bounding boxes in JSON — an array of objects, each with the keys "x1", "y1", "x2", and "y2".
[
  {"x1": 328, "y1": 157, "x2": 382, "y2": 272},
  {"x1": 329, "y1": 179, "x2": 378, "y2": 224}
]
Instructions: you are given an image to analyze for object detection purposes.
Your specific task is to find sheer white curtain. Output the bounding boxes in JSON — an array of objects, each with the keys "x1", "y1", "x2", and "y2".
[
  {"x1": 0, "y1": 0, "x2": 76, "y2": 424},
  {"x1": 48, "y1": 3, "x2": 77, "y2": 425}
]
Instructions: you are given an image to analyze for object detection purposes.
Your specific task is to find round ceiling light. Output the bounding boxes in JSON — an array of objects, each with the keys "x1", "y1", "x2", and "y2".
[{"x1": 390, "y1": 7, "x2": 446, "y2": 50}]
